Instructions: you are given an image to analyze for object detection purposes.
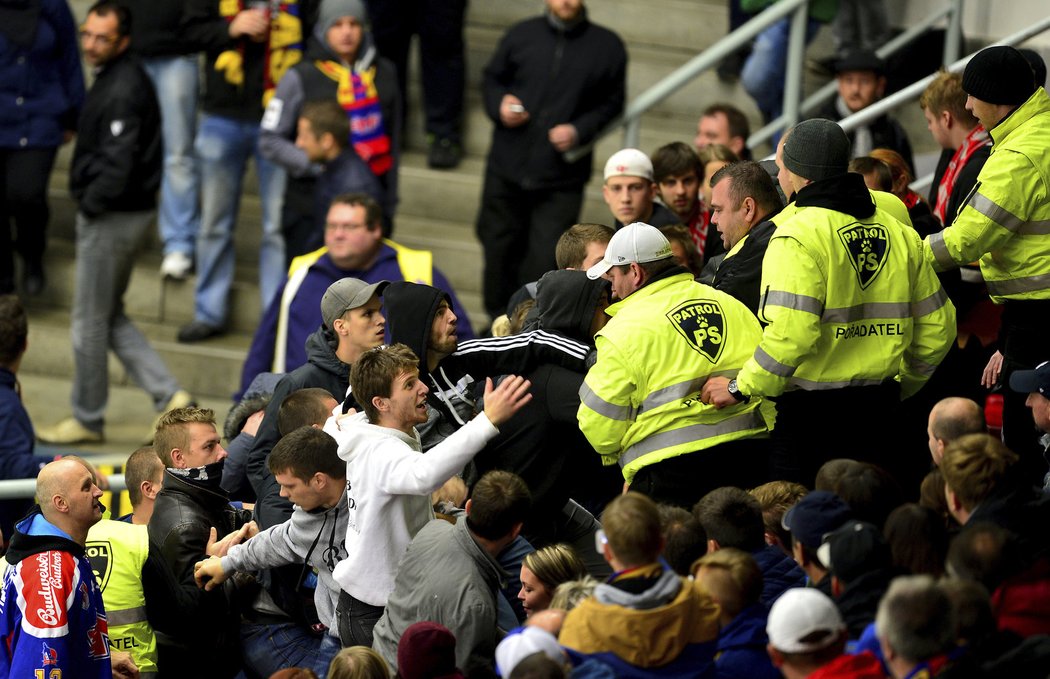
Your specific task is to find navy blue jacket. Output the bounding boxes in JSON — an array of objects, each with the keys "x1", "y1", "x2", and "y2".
[
  {"x1": 715, "y1": 604, "x2": 781, "y2": 679},
  {"x1": 0, "y1": 0, "x2": 85, "y2": 149},
  {"x1": 0, "y1": 369, "x2": 52, "y2": 539},
  {"x1": 752, "y1": 544, "x2": 807, "y2": 607}
]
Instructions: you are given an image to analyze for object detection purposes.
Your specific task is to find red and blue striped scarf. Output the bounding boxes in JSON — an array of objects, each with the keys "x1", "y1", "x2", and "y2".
[{"x1": 316, "y1": 60, "x2": 392, "y2": 177}]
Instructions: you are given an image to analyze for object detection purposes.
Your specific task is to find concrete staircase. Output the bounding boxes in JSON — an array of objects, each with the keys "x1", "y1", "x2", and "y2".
[{"x1": 21, "y1": 0, "x2": 934, "y2": 456}]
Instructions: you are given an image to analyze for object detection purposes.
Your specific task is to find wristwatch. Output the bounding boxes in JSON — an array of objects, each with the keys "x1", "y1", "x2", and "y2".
[{"x1": 727, "y1": 379, "x2": 750, "y2": 403}]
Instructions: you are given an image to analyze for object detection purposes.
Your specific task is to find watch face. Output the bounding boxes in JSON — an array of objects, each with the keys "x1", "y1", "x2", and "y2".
[{"x1": 728, "y1": 379, "x2": 738, "y2": 392}]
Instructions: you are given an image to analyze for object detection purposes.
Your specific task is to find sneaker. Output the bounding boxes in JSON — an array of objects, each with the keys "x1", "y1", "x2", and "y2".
[
  {"x1": 147, "y1": 389, "x2": 197, "y2": 443},
  {"x1": 427, "y1": 137, "x2": 462, "y2": 169},
  {"x1": 177, "y1": 320, "x2": 224, "y2": 343},
  {"x1": 37, "y1": 417, "x2": 103, "y2": 445},
  {"x1": 161, "y1": 251, "x2": 194, "y2": 280}
]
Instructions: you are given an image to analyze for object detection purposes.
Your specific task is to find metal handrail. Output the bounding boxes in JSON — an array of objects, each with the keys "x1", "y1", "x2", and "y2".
[
  {"x1": 0, "y1": 474, "x2": 126, "y2": 499},
  {"x1": 567, "y1": 0, "x2": 969, "y2": 162},
  {"x1": 837, "y1": 14, "x2": 1050, "y2": 136},
  {"x1": 564, "y1": 0, "x2": 811, "y2": 163},
  {"x1": 748, "y1": 0, "x2": 964, "y2": 148}
]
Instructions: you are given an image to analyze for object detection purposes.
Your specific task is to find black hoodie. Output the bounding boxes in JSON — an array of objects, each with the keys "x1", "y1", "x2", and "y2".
[
  {"x1": 474, "y1": 271, "x2": 619, "y2": 543},
  {"x1": 384, "y1": 281, "x2": 594, "y2": 453}
]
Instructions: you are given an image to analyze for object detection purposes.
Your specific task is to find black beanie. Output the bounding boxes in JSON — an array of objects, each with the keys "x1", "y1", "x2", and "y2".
[
  {"x1": 782, "y1": 119, "x2": 851, "y2": 182},
  {"x1": 963, "y1": 46, "x2": 1037, "y2": 106}
]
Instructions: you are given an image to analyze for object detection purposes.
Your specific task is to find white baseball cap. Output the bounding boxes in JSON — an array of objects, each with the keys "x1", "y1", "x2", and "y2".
[
  {"x1": 495, "y1": 627, "x2": 566, "y2": 677},
  {"x1": 603, "y1": 148, "x2": 654, "y2": 181},
  {"x1": 767, "y1": 588, "x2": 846, "y2": 654},
  {"x1": 586, "y1": 222, "x2": 673, "y2": 279}
]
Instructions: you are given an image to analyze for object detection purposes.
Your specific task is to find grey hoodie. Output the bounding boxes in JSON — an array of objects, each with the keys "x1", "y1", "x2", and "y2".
[{"x1": 222, "y1": 488, "x2": 349, "y2": 636}]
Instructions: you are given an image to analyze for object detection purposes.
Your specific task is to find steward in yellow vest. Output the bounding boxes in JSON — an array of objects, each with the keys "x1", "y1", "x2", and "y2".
[
  {"x1": 579, "y1": 223, "x2": 774, "y2": 508},
  {"x1": 86, "y1": 519, "x2": 157, "y2": 677},
  {"x1": 704, "y1": 120, "x2": 955, "y2": 485}
]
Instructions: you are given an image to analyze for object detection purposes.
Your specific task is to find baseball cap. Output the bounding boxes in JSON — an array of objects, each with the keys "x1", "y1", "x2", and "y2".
[
  {"x1": 782, "y1": 491, "x2": 853, "y2": 550},
  {"x1": 1009, "y1": 360, "x2": 1050, "y2": 396},
  {"x1": 320, "y1": 278, "x2": 388, "y2": 329},
  {"x1": 586, "y1": 222, "x2": 673, "y2": 279},
  {"x1": 495, "y1": 627, "x2": 567, "y2": 677},
  {"x1": 604, "y1": 148, "x2": 654, "y2": 182},
  {"x1": 816, "y1": 520, "x2": 891, "y2": 584},
  {"x1": 767, "y1": 588, "x2": 846, "y2": 653}
]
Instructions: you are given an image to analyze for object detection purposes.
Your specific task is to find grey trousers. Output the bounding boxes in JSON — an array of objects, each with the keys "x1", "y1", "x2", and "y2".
[{"x1": 71, "y1": 210, "x2": 180, "y2": 430}]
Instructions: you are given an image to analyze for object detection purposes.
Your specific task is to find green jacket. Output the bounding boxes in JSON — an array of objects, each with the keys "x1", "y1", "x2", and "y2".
[
  {"x1": 578, "y1": 270, "x2": 773, "y2": 483},
  {"x1": 738, "y1": 174, "x2": 956, "y2": 400},
  {"x1": 926, "y1": 87, "x2": 1050, "y2": 302}
]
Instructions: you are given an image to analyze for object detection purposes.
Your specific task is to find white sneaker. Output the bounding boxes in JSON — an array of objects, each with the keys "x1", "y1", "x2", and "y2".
[{"x1": 161, "y1": 252, "x2": 193, "y2": 280}]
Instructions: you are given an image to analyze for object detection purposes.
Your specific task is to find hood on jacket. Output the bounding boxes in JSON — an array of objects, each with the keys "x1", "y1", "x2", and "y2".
[
  {"x1": 5, "y1": 507, "x2": 84, "y2": 566},
  {"x1": 331, "y1": 411, "x2": 420, "y2": 464},
  {"x1": 532, "y1": 270, "x2": 609, "y2": 345},
  {"x1": 793, "y1": 172, "x2": 877, "y2": 220},
  {"x1": 309, "y1": 0, "x2": 378, "y2": 71},
  {"x1": 563, "y1": 565, "x2": 720, "y2": 668},
  {"x1": 385, "y1": 282, "x2": 452, "y2": 376},
  {"x1": 307, "y1": 325, "x2": 350, "y2": 381}
]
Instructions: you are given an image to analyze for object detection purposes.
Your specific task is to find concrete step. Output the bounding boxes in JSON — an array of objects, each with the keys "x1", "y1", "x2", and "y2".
[
  {"x1": 21, "y1": 304, "x2": 252, "y2": 401},
  {"x1": 21, "y1": 373, "x2": 236, "y2": 463}
]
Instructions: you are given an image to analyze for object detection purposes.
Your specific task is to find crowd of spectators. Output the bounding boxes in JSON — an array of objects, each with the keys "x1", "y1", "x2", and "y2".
[{"x1": 2, "y1": 0, "x2": 1050, "y2": 677}]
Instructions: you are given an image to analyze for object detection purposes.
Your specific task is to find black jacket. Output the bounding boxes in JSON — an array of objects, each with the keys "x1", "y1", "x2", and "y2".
[
  {"x1": 69, "y1": 52, "x2": 161, "y2": 217},
  {"x1": 247, "y1": 325, "x2": 350, "y2": 530},
  {"x1": 384, "y1": 281, "x2": 594, "y2": 451},
  {"x1": 147, "y1": 471, "x2": 251, "y2": 677},
  {"x1": 482, "y1": 10, "x2": 626, "y2": 191},
  {"x1": 928, "y1": 143, "x2": 991, "y2": 228},
  {"x1": 711, "y1": 214, "x2": 778, "y2": 315},
  {"x1": 820, "y1": 99, "x2": 916, "y2": 175},
  {"x1": 475, "y1": 271, "x2": 618, "y2": 543}
]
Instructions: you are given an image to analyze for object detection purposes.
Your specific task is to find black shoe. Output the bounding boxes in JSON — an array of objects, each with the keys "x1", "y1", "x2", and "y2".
[
  {"x1": 177, "y1": 320, "x2": 224, "y2": 343},
  {"x1": 23, "y1": 262, "x2": 45, "y2": 296},
  {"x1": 428, "y1": 138, "x2": 462, "y2": 169}
]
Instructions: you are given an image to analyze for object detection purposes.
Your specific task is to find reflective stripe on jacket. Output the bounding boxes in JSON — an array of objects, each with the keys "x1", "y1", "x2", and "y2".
[
  {"x1": 739, "y1": 203, "x2": 955, "y2": 399},
  {"x1": 578, "y1": 272, "x2": 773, "y2": 483},
  {"x1": 925, "y1": 87, "x2": 1050, "y2": 302}
]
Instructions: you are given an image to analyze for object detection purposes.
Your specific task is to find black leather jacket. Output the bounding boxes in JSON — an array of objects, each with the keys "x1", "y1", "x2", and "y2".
[{"x1": 146, "y1": 470, "x2": 251, "y2": 676}]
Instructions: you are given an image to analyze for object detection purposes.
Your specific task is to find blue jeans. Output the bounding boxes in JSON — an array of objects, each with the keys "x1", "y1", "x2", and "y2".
[
  {"x1": 142, "y1": 55, "x2": 201, "y2": 258},
  {"x1": 741, "y1": 16, "x2": 822, "y2": 123},
  {"x1": 71, "y1": 210, "x2": 180, "y2": 429},
  {"x1": 241, "y1": 623, "x2": 340, "y2": 678},
  {"x1": 194, "y1": 114, "x2": 286, "y2": 325}
]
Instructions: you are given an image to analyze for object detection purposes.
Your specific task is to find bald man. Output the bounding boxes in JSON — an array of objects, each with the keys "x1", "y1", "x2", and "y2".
[
  {"x1": 927, "y1": 397, "x2": 985, "y2": 465},
  {"x1": 0, "y1": 460, "x2": 139, "y2": 677}
]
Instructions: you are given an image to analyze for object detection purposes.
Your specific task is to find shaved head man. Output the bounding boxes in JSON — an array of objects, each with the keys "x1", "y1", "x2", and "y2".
[{"x1": 927, "y1": 398, "x2": 985, "y2": 466}]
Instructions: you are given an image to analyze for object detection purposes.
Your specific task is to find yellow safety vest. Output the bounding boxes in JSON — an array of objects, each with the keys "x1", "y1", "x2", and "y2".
[
  {"x1": 274, "y1": 240, "x2": 434, "y2": 372},
  {"x1": 926, "y1": 87, "x2": 1050, "y2": 302},
  {"x1": 86, "y1": 519, "x2": 158, "y2": 677},
  {"x1": 578, "y1": 272, "x2": 774, "y2": 483},
  {"x1": 738, "y1": 200, "x2": 956, "y2": 400}
]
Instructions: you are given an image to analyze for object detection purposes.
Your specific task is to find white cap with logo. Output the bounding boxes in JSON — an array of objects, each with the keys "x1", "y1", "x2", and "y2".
[
  {"x1": 766, "y1": 588, "x2": 846, "y2": 654},
  {"x1": 586, "y1": 222, "x2": 673, "y2": 279},
  {"x1": 603, "y1": 148, "x2": 654, "y2": 182}
]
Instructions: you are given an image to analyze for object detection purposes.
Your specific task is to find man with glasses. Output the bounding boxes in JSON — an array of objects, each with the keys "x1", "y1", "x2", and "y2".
[{"x1": 238, "y1": 193, "x2": 471, "y2": 399}]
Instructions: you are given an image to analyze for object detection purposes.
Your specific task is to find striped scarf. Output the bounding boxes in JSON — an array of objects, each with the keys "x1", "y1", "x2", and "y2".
[
  {"x1": 216, "y1": 0, "x2": 304, "y2": 106},
  {"x1": 316, "y1": 59, "x2": 392, "y2": 177}
]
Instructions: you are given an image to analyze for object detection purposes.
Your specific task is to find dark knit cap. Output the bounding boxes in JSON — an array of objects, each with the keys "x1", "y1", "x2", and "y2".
[
  {"x1": 397, "y1": 622, "x2": 466, "y2": 679},
  {"x1": 782, "y1": 119, "x2": 851, "y2": 182},
  {"x1": 963, "y1": 46, "x2": 1037, "y2": 106},
  {"x1": 1018, "y1": 48, "x2": 1047, "y2": 88},
  {"x1": 834, "y1": 48, "x2": 885, "y2": 76}
]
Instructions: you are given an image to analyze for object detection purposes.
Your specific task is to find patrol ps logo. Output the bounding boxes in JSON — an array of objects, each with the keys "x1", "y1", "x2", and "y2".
[
  {"x1": 668, "y1": 300, "x2": 725, "y2": 363},
  {"x1": 86, "y1": 541, "x2": 113, "y2": 590},
  {"x1": 839, "y1": 222, "x2": 890, "y2": 289}
]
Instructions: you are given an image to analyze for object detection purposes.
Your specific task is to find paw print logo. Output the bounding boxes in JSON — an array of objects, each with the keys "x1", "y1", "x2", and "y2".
[{"x1": 861, "y1": 239, "x2": 872, "y2": 253}]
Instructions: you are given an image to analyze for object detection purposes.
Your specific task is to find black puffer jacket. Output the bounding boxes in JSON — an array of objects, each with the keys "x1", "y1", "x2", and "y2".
[{"x1": 147, "y1": 471, "x2": 251, "y2": 677}]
